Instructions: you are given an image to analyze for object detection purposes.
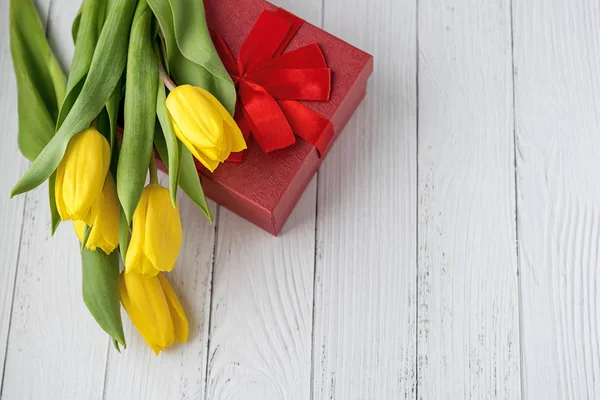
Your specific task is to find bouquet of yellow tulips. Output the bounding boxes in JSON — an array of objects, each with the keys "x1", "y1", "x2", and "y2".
[{"x1": 9, "y1": 0, "x2": 245, "y2": 354}]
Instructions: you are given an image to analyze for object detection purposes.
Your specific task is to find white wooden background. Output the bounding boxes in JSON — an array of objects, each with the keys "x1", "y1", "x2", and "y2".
[{"x1": 0, "y1": 0, "x2": 599, "y2": 398}]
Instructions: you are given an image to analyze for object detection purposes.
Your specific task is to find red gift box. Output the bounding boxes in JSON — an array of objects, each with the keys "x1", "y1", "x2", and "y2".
[{"x1": 189, "y1": 0, "x2": 372, "y2": 235}]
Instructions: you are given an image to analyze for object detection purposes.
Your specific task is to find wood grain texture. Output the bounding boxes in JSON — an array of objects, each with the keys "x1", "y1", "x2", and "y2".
[
  {"x1": 204, "y1": 3, "x2": 320, "y2": 399},
  {"x1": 0, "y1": 0, "x2": 40, "y2": 388},
  {"x1": 1, "y1": 0, "x2": 85, "y2": 397},
  {"x1": 104, "y1": 175, "x2": 217, "y2": 400},
  {"x1": 2, "y1": 1, "x2": 109, "y2": 397},
  {"x1": 2, "y1": 189, "x2": 111, "y2": 399},
  {"x1": 205, "y1": 179, "x2": 317, "y2": 400},
  {"x1": 3, "y1": 0, "x2": 600, "y2": 398},
  {"x1": 513, "y1": 0, "x2": 600, "y2": 397},
  {"x1": 417, "y1": 0, "x2": 521, "y2": 398},
  {"x1": 311, "y1": 0, "x2": 417, "y2": 398}
]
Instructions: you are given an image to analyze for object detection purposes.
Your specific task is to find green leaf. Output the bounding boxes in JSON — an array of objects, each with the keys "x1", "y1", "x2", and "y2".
[
  {"x1": 180, "y1": 147, "x2": 212, "y2": 223},
  {"x1": 48, "y1": 56, "x2": 66, "y2": 110},
  {"x1": 156, "y1": 81, "x2": 181, "y2": 206},
  {"x1": 81, "y1": 224, "x2": 92, "y2": 251},
  {"x1": 117, "y1": 0, "x2": 159, "y2": 223},
  {"x1": 81, "y1": 248, "x2": 126, "y2": 349},
  {"x1": 96, "y1": 76, "x2": 122, "y2": 151},
  {"x1": 10, "y1": 0, "x2": 66, "y2": 161},
  {"x1": 106, "y1": 81, "x2": 122, "y2": 151},
  {"x1": 72, "y1": 0, "x2": 113, "y2": 44},
  {"x1": 71, "y1": 6, "x2": 82, "y2": 43},
  {"x1": 97, "y1": 108, "x2": 112, "y2": 144},
  {"x1": 147, "y1": 0, "x2": 236, "y2": 115},
  {"x1": 49, "y1": 173, "x2": 61, "y2": 235},
  {"x1": 119, "y1": 209, "x2": 130, "y2": 265},
  {"x1": 58, "y1": 0, "x2": 107, "y2": 129},
  {"x1": 11, "y1": 0, "x2": 138, "y2": 197},
  {"x1": 107, "y1": 81, "x2": 123, "y2": 174},
  {"x1": 10, "y1": 0, "x2": 67, "y2": 234},
  {"x1": 155, "y1": 130, "x2": 212, "y2": 223},
  {"x1": 93, "y1": 79, "x2": 123, "y2": 179}
]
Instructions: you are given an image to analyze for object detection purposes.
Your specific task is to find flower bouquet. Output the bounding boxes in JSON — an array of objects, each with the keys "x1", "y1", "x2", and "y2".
[
  {"x1": 10, "y1": 0, "x2": 246, "y2": 354},
  {"x1": 10, "y1": 0, "x2": 372, "y2": 354}
]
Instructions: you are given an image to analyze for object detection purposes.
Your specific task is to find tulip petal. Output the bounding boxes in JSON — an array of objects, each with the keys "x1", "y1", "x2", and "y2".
[
  {"x1": 55, "y1": 169, "x2": 69, "y2": 220},
  {"x1": 197, "y1": 86, "x2": 237, "y2": 129},
  {"x1": 125, "y1": 187, "x2": 156, "y2": 275},
  {"x1": 120, "y1": 273, "x2": 175, "y2": 355},
  {"x1": 195, "y1": 150, "x2": 221, "y2": 172},
  {"x1": 197, "y1": 87, "x2": 246, "y2": 153},
  {"x1": 226, "y1": 121, "x2": 248, "y2": 153},
  {"x1": 73, "y1": 130, "x2": 109, "y2": 219},
  {"x1": 120, "y1": 285, "x2": 160, "y2": 353},
  {"x1": 157, "y1": 274, "x2": 188, "y2": 343},
  {"x1": 166, "y1": 84, "x2": 247, "y2": 172},
  {"x1": 166, "y1": 85, "x2": 223, "y2": 148},
  {"x1": 54, "y1": 128, "x2": 110, "y2": 224},
  {"x1": 171, "y1": 117, "x2": 221, "y2": 171},
  {"x1": 171, "y1": 119, "x2": 212, "y2": 167},
  {"x1": 125, "y1": 185, "x2": 183, "y2": 276},
  {"x1": 143, "y1": 185, "x2": 182, "y2": 273},
  {"x1": 73, "y1": 220, "x2": 85, "y2": 243},
  {"x1": 217, "y1": 122, "x2": 231, "y2": 162},
  {"x1": 87, "y1": 174, "x2": 120, "y2": 254},
  {"x1": 194, "y1": 87, "x2": 231, "y2": 156},
  {"x1": 128, "y1": 252, "x2": 160, "y2": 277}
]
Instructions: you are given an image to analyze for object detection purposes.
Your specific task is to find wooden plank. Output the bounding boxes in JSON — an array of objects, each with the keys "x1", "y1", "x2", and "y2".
[
  {"x1": 513, "y1": 0, "x2": 600, "y2": 397},
  {"x1": 0, "y1": 0, "x2": 43, "y2": 388},
  {"x1": 204, "y1": 5, "x2": 320, "y2": 399},
  {"x1": 0, "y1": 1, "x2": 112, "y2": 398},
  {"x1": 2, "y1": 190, "x2": 111, "y2": 399},
  {"x1": 0, "y1": 0, "x2": 69, "y2": 393},
  {"x1": 416, "y1": 0, "x2": 521, "y2": 398},
  {"x1": 311, "y1": 0, "x2": 417, "y2": 398},
  {"x1": 104, "y1": 176, "x2": 217, "y2": 400},
  {"x1": 205, "y1": 180, "x2": 317, "y2": 399}
]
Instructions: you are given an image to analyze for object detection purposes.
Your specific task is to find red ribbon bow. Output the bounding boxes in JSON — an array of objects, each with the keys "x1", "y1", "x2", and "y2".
[{"x1": 211, "y1": 9, "x2": 333, "y2": 162}]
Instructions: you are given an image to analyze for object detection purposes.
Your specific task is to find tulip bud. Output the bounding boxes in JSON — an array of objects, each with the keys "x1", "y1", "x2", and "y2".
[
  {"x1": 120, "y1": 272, "x2": 188, "y2": 355},
  {"x1": 125, "y1": 184, "x2": 182, "y2": 276},
  {"x1": 55, "y1": 128, "x2": 111, "y2": 224},
  {"x1": 166, "y1": 84, "x2": 246, "y2": 172},
  {"x1": 72, "y1": 174, "x2": 120, "y2": 254}
]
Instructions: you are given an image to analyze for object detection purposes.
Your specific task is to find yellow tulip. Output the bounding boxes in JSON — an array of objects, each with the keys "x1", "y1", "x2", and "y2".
[
  {"x1": 120, "y1": 272, "x2": 188, "y2": 355},
  {"x1": 72, "y1": 174, "x2": 120, "y2": 254},
  {"x1": 55, "y1": 128, "x2": 111, "y2": 225},
  {"x1": 125, "y1": 184, "x2": 182, "y2": 276},
  {"x1": 166, "y1": 84, "x2": 246, "y2": 172},
  {"x1": 73, "y1": 220, "x2": 85, "y2": 243}
]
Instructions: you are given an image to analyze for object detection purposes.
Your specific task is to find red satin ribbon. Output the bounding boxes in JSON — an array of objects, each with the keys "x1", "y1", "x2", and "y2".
[{"x1": 211, "y1": 9, "x2": 333, "y2": 161}]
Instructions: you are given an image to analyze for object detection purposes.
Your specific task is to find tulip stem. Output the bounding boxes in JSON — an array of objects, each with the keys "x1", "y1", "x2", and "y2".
[
  {"x1": 159, "y1": 64, "x2": 176, "y2": 92},
  {"x1": 149, "y1": 154, "x2": 158, "y2": 184}
]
